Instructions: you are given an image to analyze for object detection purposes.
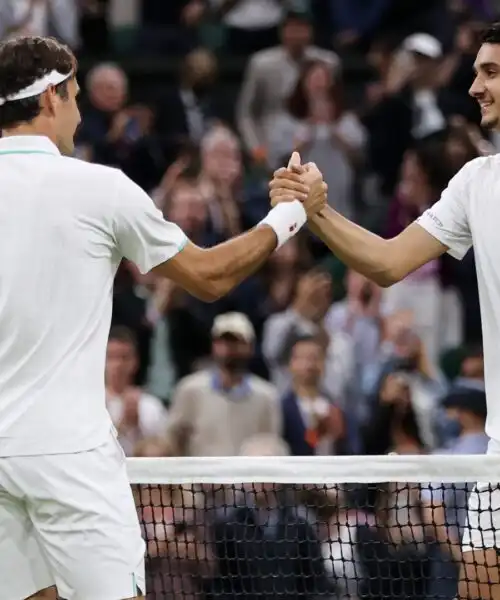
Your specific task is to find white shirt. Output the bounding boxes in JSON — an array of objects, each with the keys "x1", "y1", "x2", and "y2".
[
  {"x1": 0, "y1": 136, "x2": 187, "y2": 456},
  {"x1": 417, "y1": 154, "x2": 500, "y2": 444}
]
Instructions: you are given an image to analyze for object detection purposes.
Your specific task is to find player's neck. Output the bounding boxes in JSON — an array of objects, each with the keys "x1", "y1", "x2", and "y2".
[{"x1": 2, "y1": 122, "x2": 56, "y2": 145}]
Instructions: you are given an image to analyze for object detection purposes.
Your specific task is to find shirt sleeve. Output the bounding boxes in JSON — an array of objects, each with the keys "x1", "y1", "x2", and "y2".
[
  {"x1": 112, "y1": 172, "x2": 188, "y2": 274},
  {"x1": 416, "y1": 159, "x2": 482, "y2": 260}
]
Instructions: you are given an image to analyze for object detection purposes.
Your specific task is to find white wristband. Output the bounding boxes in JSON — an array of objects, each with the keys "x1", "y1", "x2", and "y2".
[{"x1": 258, "y1": 200, "x2": 307, "y2": 249}]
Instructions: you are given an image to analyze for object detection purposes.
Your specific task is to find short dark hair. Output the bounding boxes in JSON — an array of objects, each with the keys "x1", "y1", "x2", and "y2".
[
  {"x1": 287, "y1": 335, "x2": 326, "y2": 363},
  {"x1": 108, "y1": 326, "x2": 138, "y2": 351},
  {"x1": 0, "y1": 36, "x2": 76, "y2": 130},
  {"x1": 481, "y1": 22, "x2": 500, "y2": 45}
]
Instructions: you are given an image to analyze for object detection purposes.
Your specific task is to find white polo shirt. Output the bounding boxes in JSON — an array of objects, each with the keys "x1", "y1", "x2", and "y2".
[
  {"x1": 417, "y1": 154, "x2": 500, "y2": 446},
  {"x1": 0, "y1": 136, "x2": 187, "y2": 456}
]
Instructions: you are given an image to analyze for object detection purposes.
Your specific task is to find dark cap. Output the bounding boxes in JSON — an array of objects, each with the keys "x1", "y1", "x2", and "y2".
[{"x1": 442, "y1": 388, "x2": 487, "y2": 418}]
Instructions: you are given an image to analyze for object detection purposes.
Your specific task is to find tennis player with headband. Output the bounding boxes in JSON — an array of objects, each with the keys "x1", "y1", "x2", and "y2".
[{"x1": 0, "y1": 36, "x2": 326, "y2": 600}]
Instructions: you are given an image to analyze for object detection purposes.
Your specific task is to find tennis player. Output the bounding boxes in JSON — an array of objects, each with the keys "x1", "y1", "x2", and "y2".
[
  {"x1": 0, "y1": 35, "x2": 327, "y2": 600},
  {"x1": 271, "y1": 21, "x2": 500, "y2": 600}
]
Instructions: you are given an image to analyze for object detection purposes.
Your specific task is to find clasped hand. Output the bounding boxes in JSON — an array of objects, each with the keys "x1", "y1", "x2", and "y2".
[{"x1": 268, "y1": 151, "x2": 328, "y2": 217}]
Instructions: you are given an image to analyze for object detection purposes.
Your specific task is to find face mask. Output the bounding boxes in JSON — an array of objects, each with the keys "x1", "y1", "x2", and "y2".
[{"x1": 440, "y1": 417, "x2": 462, "y2": 441}]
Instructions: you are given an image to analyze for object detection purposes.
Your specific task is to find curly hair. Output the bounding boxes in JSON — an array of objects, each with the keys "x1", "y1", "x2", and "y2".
[{"x1": 0, "y1": 36, "x2": 77, "y2": 130}]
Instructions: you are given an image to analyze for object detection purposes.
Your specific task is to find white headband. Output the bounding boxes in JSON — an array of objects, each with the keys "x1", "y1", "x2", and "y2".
[{"x1": 0, "y1": 70, "x2": 71, "y2": 106}]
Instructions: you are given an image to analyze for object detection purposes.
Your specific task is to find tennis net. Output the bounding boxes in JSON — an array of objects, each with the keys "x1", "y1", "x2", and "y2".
[{"x1": 128, "y1": 454, "x2": 500, "y2": 600}]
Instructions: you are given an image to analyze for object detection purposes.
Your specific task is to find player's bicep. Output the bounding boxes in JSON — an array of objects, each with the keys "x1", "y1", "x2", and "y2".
[
  {"x1": 152, "y1": 240, "x2": 218, "y2": 302},
  {"x1": 387, "y1": 222, "x2": 449, "y2": 281},
  {"x1": 388, "y1": 160, "x2": 477, "y2": 280}
]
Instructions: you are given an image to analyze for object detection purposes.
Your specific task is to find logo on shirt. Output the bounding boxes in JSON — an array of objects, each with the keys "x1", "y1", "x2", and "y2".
[
  {"x1": 289, "y1": 223, "x2": 298, "y2": 232},
  {"x1": 426, "y1": 211, "x2": 443, "y2": 228}
]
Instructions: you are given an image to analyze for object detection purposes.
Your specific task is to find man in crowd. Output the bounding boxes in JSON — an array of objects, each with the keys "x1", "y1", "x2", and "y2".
[
  {"x1": 106, "y1": 326, "x2": 169, "y2": 456},
  {"x1": 281, "y1": 336, "x2": 347, "y2": 456},
  {"x1": 164, "y1": 312, "x2": 281, "y2": 455}
]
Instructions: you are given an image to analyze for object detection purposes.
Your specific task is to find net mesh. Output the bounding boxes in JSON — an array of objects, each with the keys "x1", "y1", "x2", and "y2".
[{"x1": 128, "y1": 456, "x2": 500, "y2": 600}]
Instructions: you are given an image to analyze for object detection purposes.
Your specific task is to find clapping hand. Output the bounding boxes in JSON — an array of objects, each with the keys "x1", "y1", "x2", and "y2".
[{"x1": 269, "y1": 152, "x2": 328, "y2": 217}]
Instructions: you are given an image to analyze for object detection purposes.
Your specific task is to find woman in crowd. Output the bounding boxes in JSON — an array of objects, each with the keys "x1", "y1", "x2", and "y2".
[
  {"x1": 382, "y1": 139, "x2": 456, "y2": 363},
  {"x1": 269, "y1": 59, "x2": 366, "y2": 220}
]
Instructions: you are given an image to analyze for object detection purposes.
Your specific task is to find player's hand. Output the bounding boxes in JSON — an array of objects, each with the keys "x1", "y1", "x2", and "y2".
[{"x1": 269, "y1": 152, "x2": 328, "y2": 217}]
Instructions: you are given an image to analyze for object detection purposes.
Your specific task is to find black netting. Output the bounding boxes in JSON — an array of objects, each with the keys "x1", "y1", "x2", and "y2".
[{"x1": 133, "y1": 480, "x2": 491, "y2": 600}]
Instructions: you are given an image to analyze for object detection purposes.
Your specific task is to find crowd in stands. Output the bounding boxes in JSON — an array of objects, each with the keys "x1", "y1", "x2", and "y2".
[{"x1": 3, "y1": 0, "x2": 498, "y2": 598}]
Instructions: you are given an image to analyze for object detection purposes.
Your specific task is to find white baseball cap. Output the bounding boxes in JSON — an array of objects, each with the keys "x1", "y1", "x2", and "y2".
[
  {"x1": 403, "y1": 33, "x2": 442, "y2": 59},
  {"x1": 211, "y1": 312, "x2": 255, "y2": 343}
]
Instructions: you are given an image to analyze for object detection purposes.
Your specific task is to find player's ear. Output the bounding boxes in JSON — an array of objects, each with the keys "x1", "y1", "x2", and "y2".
[{"x1": 41, "y1": 86, "x2": 59, "y2": 117}]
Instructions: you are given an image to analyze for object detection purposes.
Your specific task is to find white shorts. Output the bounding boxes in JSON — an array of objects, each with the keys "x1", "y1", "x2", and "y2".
[
  {"x1": 0, "y1": 431, "x2": 145, "y2": 600},
  {"x1": 462, "y1": 482, "x2": 500, "y2": 553}
]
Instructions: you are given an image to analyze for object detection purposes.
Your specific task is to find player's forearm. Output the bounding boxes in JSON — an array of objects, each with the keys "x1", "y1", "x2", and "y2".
[
  {"x1": 201, "y1": 226, "x2": 277, "y2": 299},
  {"x1": 309, "y1": 206, "x2": 397, "y2": 287}
]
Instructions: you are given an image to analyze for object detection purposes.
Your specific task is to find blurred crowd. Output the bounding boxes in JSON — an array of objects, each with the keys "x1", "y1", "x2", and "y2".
[{"x1": 4, "y1": 0, "x2": 498, "y2": 598}]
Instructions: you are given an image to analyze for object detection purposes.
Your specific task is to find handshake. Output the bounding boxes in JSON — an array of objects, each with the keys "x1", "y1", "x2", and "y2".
[{"x1": 269, "y1": 151, "x2": 328, "y2": 217}]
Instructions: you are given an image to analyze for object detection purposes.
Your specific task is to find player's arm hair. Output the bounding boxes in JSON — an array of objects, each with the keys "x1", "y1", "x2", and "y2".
[
  {"x1": 153, "y1": 226, "x2": 277, "y2": 302},
  {"x1": 308, "y1": 206, "x2": 447, "y2": 288}
]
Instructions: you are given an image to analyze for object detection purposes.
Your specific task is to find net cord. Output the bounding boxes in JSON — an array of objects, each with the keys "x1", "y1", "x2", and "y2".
[{"x1": 126, "y1": 455, "x2": 500, "y2": 485}]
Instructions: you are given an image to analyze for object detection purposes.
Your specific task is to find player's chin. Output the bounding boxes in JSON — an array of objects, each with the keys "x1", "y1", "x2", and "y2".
[{"x1": 481, "y1": 112, "x2": 500, "y2": 130}]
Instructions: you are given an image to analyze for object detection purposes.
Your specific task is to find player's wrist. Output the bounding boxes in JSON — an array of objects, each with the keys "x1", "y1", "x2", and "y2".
[{"x1": 258, "y1": 200, "x2": 307, "y2": 249}]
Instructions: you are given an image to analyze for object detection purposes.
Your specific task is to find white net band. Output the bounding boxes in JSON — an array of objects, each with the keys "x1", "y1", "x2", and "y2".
[{"x1": 126, "y1": 454, "x2": 500, "y2": 484}]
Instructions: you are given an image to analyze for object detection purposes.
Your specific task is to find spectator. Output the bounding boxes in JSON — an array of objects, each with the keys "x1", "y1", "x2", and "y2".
[
  {"x1": 260, "y1": 235, "x2": 312, "y2": 316},
  {"x1": 0, "y1": 0, "x2": 79, "y2": 48},
  {"x1": 362, "y1": 33, "x2": 447, "y2": 196},
  {"x1": 327, "y1": 270, "x2": 382, "y2": 424},
  {"x1": 269, "y1": 59, "x2": 366, "y2": 219},
  {"x1": 106, "y1": 326, "x2": 169, "y2": 457},
  {"x1": 237, "y1": 7, "x2": 339, "y2": 166},
  {"x1": 356, "y1": 478, "x2": 431, "y2": 600},
  {"x1": 382, "y1": 140, "x2": 454, "y2": 362},
  {"x1": 439, "y1": 17, "x2": 483, "y2": 124},
  {"x1": 77, "y1": 62, "x2": 128, "y2": 158},
  {"x1": 319, "y1": 491, "x2": 368, "y2": 600},
  {"x1": 422, "y1": 389, "x2": 488, "y2": 600},
  {"x1": 156, "y1": 48, "x2": 220, "y2": 164},
  {"x1": 396, "y1": 33, "x2": 447, "y2": 139},
  {"x1": 78, "y1": 63, "x2": 162, "y2": 189},
  {"x1": 112, "y1": 261, "x2": 156, "y2": 385},
  {"x1": 454, "y1": 344, "x2": 485, "y2": 390},
  {"x1": 282, "y1": 336, "x2": 346, "y2": 456},
  {"x1": 141, "y1": 485, "x2": 216, "y2": 599},
  {"x1": 164, "y1": 313, "x2": 281, "y2": 455},
  {"x1": 209, "y1": 0, "x2": 284, "y2": 55},
  {"x1": 365, "y1": 313, "x2": 445, "y2": 449},
  {"x1": 198, "y1": 126, "x2": 246, "y2": 238},
  {"x1": 263, "y1": 268, "x2": 355, "y2": 407},
  {"x1": 362, "y1": 371, "x2": 427, "y2": 456},
  {"x1": 211, "y1": 433, "x2": 334, "y2": 599}
]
